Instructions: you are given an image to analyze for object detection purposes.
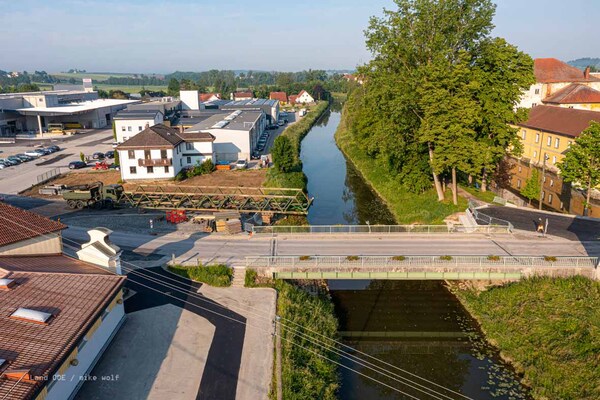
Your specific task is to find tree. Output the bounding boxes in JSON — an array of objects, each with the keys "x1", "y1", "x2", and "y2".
[
  {"x1": 112, "y1": 122, "x2": 120, "y2": 165},
  {"x1": 271, "y1": 136, "x2": 295, "y2": 172},
  {"x1": 521, "y1": 168, "x2": 540, "y2": 206},
  {"x1": 167, "y1": 78, "x2": 180, "y2": 96},
  {"x1": 557, "y1": 121, "x2": 600, "y2": 215}
]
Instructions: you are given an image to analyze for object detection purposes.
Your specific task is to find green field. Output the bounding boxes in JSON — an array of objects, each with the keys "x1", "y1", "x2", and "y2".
[
  {"x1": 94, "y1": 84, "x2": 167, "y2": 93},
  {"x1": 50, "y1": 72, "x2": 141, "y2": 80}
]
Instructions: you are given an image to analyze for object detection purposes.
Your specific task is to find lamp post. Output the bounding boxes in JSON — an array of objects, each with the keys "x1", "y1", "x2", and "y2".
[{"x1": 538, "y1": 153, "x2": 549, "y2": 210}]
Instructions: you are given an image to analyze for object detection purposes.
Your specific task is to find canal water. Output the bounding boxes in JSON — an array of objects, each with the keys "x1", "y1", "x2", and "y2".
[{"x1": 299, "y1": 106, "x2": 530, "y2": 399}]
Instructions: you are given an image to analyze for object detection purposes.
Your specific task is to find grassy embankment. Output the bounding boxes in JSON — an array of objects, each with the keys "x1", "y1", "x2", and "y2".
[
  {"x1": 264, "y1": 100, "x2": 330, "y2": 190},
  {"x1": 453, "y1": 277, "x2": 600, "y2": 400},
  {"x1": 245, "y1": 270, "x2": 340, "y2": 400},
  {"x1": 335, "y1": 106, "x2": 468, "y2": 224},
  {"x1": 168, "y1": 264, "x2": 232, "y2": 287}
]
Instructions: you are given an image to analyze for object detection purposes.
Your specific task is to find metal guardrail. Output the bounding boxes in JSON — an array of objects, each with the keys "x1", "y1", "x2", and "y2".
[
  {"x1": 468, "y1": 200, "x2": 514, "y2": 231},
  {"x1": 245, "y1": 255, "x2": 599, "y2": 269},
  {"x1": 36, "y1": 167, "x2": 61, "y2": 184},
  {"x1": 252, "y1": 224, "x2": 512, "y2": 235}
]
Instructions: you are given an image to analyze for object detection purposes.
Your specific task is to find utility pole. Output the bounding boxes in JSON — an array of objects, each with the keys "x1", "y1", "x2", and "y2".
[{"x1": 538, "y1": 153, "x2": 548, "y2": 210}]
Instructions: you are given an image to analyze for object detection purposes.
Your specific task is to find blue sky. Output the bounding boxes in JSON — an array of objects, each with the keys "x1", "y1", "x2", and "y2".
[{"x1": 1, "y1": 0, "x2": 599, "y2": 73}]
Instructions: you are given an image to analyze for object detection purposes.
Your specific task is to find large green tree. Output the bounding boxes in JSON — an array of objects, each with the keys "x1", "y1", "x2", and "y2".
[
  {"x1": 271, "y1": 135, "x2": 295, "y2": 173},
  {"x1": 557, "y1": 121, "x2": 600, "y2": 215}
]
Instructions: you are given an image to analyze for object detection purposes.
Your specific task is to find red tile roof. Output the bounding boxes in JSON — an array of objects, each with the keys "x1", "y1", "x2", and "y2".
[
  {"x1": 288, "y1": 95, "x2": 298, "y2": 104},
  {"x1": 534, "y1": 58, "x2": 600, "y2": 83},
  {"x1": 543, "y1": 83, "x2": 600, "y2": 104},
  {"x1": 0, "y1": 254, "x2": 113, "y2": 275},
  {"x1": 0, "y1": 203, "x2": 66, "y2": 248},
  {"x1": 233, "y1": 91, "x2": 253, "y2": 99},
  {"x1": 199, "y1": 93, "x2": 221, "y2": 102},
  {"x1": 0, "y1": 256, "x2": 125, "y2": 400},
  {"x1": 518, "y1": 105, "x2": 600, "y2": 137},
  {"x1": 297, "y1": 90, "x2": 309, "y2": 97},
  {"x1": 269, "y1": 91, "x2": 287, "y2": 102}
]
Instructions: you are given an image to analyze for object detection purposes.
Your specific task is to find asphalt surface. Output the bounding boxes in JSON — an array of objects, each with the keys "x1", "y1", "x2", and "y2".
[
  {"x1": 481, "y1": 205, "x2": 600, "y2": 241},
  {"x1": 125, "y1": 267, "x2": 246, "y2": 400}
]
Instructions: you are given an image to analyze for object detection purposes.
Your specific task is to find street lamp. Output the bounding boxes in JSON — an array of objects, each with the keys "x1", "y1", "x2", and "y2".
[{"x1": 538, "y1": 153, "x2": 549, "y2": 210}]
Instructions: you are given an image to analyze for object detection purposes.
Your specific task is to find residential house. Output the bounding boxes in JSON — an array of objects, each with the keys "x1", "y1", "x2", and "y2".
[
  {"x1": 0, "y1": 202, "x2": 126, "y2": 400},
  {"x1": 288, "y1": 94, "x2": 298, "y2": 105},
  {"x1": 518, "y1": 58, "x2": 600, "y2": 108},
  {"x1": 294, "y1": 90, "x2": 314, "y2": 104},
  {"x1": 185, "y1": 110, "x2": 266, "y2": 161},
  {"x1": 113, "y1": 110, "x2": 164, "y2": 143},
  {"x1": 232, "y1": 91, "x2": 253, "y2": 101},
  {"x1": 199, "y1": 93, "x2": 221, "y2": 102},
  {"x1": 541, "y1": 83, "x2": 600, "y2": 111},
  {"x1": 269, "y1": 91, "x2": 288, "y2": 104},
  {"x1": 116, "y1": 124, "x2": 214, "y2": 181},
  {"x1": 507, "y1": 105, "x2": 600, "y2": 216}
]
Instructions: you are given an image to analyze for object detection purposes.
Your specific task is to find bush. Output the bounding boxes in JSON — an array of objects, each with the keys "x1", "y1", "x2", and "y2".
[
  {"x1": 299, "y1": 255, "x2": 312, "y2": 261},
  {"x1": 439, "y1": 255, "x2": 453, "y2": 261},
  {"x1": 168, "y1": 264, "x2": 232, "y2": 287},
  {"x1": 544, "y1": 256, "x2": 557, "y2": 262},
  {"x1": 391, "y1": 255, "x2": 406, "y2": 261},
  {"x1": 487, "y1": 255, "x2": 500, "y2": 261},
  {"x1": 272, "y1": 135, "x2": 295, "y2": 173},
  {"x1": 245, "y1": 268, "x2": 258, "y2": 287},
  {"x1": 346, "y1": 255, "x2": 360, "y2": 261}
]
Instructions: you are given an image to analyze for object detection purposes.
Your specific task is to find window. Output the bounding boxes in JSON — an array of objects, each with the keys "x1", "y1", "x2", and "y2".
[
  {"x1": 128, "y1": 150, "x2": 135, "y2": 159},
  {"x1": 187, "y1": 156, "x2": 191, "y2": 164},
  {"x1": 138, "y1": 126, "x2": 143, "y2": 131},
  {"x1": 160, "y1": 149, "x2": 167, "y2": 159},
  {"x1": 535, "y1": 133, "x2": 540, "y2": 143},
  {"x1": 555, "y1": 138, "x2": 560, "y2": 148},
  {"x1": 532, "y1": 103, "x2": 537, "y2": 107},
  {"x1": 185, "y1": 143, "x2": 194, "y2": 150},
  {"x1": 165, "y1": 166, "x2": 169, "y2": 173},
  {"x1": 147, "y1": 166, "x2": 154, "y2": 174},
  {"x1": 521, "y1": 130, "x2": 526, "y2": 140},
  {"x1": 548, "y1": 194, "x2": 553, "y2": 203},
  {"x1": 550, "y1": 179, "x2": 554, "y2": 187},
  {"x1": 541, "y1": 191, "x2": 545, "y2": 200},
  {"x1": 518, "y1": 166, "x2": 522, "y2": 173},
  {"x1": 543, "y1": 176, "x2": 546, "y2": 183},
  {"x1": 568, "y1": 141, "x2": 572, "y2": 147},
  {"x1": 516, "y1": 179, "x2": 521, "y2": 189},
  {"x1": 130, "y1": 166, "x2": 137, "y2": 174},
  {"x1": 560, "y1": 201, "x2": 564, "y2": 209},
  {"x1": 10, "y1": 308, "x2": 52, "y2": 324},
  {"x1": 552, "y1": 156, "x2": 557, "y2": 164},
  {"x1": 533, "y1": 150, "x2": 537, "y2": 158},
  {"x1": 144, "y1": 150, "x2": 151, "y2": 159},
  {"x1": 180, "y1": 159, "x2": 182, "y2": 166},
  {"x1": 546, "y1": 136, "x2": 552, "y2": 146},
  {"x1": 127, "y1": 126, "x2": 132, "y2": 132},
  {"x1": 121, "y1": 126, "x2": 126, "y2": 132}
]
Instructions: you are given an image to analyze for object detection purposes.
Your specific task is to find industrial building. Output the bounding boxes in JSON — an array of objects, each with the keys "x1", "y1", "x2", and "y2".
[
  {"x1": 220, "y1": 98, "x2": 279, "y2": 124},
  {"x1": 0, "y1": 90, "x2": 138, "y2": 136}
]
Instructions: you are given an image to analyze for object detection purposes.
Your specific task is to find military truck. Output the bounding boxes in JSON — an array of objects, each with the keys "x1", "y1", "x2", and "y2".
[{"x1": 62, "y1": 182, "x2": 124, "y2": 209}]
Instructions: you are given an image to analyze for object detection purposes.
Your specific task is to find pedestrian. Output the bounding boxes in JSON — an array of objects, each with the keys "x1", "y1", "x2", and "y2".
[{"x1": 536, "y1": 218, "x2": 544, "y2": 234}]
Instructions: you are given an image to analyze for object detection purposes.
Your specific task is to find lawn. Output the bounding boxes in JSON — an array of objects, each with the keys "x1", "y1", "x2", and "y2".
[
  {"x1": 460, "y1": 184, "x2": 497, "y2": 203},
  {"x1": 94, "y1": 84, "x2": 167, "y2": 93},
  {"x1": 168, "y1": 264, "x2": 232, "y2": 287},
  {"x1": 453, "y1": 277, "x2": 600, "y2": 400}
]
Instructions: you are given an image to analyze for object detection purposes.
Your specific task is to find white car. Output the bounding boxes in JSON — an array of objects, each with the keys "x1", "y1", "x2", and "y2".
[
  {"x1": 235, "y1": 159, "x2": 248, "y2": 169},
  {"x1": 24, "y1": 150, "x2": 43, "y2": 158}
]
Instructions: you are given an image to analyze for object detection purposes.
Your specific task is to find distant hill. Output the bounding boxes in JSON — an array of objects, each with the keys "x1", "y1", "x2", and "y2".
[{"x1": 567, "y1": 58, "x2": 600, "y2": 70}]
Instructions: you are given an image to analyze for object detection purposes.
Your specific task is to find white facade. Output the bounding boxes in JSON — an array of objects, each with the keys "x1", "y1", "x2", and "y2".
[
  {"x1": 518, "y1": 81, "x2": 600, "y2": 109},
  {"x1": 180, "y1": 90, "x2": 200, "y2": 110},
  {"x1": 177, "y1": 140, "x2": 214, "y2": 169},
  {"x1": 115, "y1": 113, "x2": 163, "y2": 143},
  {"x1": 296, "y1": 91, "x2": 314, "y2": 104}
]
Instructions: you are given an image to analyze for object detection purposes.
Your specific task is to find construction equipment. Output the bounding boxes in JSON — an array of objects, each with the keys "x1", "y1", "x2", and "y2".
[
  {"x1": 62, "y1": 182, "x2": 124, "y2": 209},
  {"x1": 47, "y1": 123, "x2": 80, "y2": 136},
  {"x1": 166, "y1": 209, "x2": 187, "y2": 224},
  {"x1": 92, "y1": 161, "x2": 109, "y2": 170}
]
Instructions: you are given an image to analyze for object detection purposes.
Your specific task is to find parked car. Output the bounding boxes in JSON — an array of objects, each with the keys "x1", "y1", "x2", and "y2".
[
  {"x1": 105, "y1": 150, "x2": 115, "y2": 159},
  {"x1": 24, "y1": 150, "x2": 42, "y2": 158},
  {"x1": 112, "y1": 142, "x2": 119, "y2": 148},
  {"x1": 108, "y1": 163, "x2": 120, "y2": 171},
  {"x1": 277, "y1": 121, "x2": 284, "y2": 127},
  {"x1": 36, "y1": 148, "x2": 51, "y2": 155},
  {"x1": 47, "y1": 145, "x2": 60, "y2": 152},
  {"x1": 92, "y1": 152, "x2": 105, "y2": 160},
  {"x1": 15, "y1": 154, "x2": 34, "y2": 162},
  {"x1": 44, "y1": 147, "x2": 57, "y2": 154},
  {"x1": 6, "y1": 156, "x2": 22, "y2": 164},
  {"x1": 0, "y1": 163, "x2": 6, "y2": 170},
  {"x1": 268, "y1": 124, "x2": 278, "y2": 130},
  {"x1": 235, "y1": 159, "x2": 248, "y2": 169},
  {"x1": 0, "y1": 158, "x2": 18, "y2": 166},
  {"x1": 68, "y1": 161, "x2": 87, "y2": 169},
  {"x1": 280, "y1": 112, "x2": 288, "y2": 117}
]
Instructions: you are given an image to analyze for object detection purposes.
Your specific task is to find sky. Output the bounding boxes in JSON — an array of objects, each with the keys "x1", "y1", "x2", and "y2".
[{"x1": 1, "y1": 0, "x2": 599, "y2": 74}]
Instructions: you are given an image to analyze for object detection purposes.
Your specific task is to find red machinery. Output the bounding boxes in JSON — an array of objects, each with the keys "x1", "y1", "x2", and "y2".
[
  {"x1": 166, "y1": 209, "x2": 187, "y2": 224},
  {"x1": 92, "y1": 161, "x2": 109, "y2": 170}
]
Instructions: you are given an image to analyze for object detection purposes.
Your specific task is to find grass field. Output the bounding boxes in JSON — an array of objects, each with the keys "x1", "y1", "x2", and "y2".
[
  {"x1": 94, "y1": 84, "x2": 167, "y2": 93},
  {"x1": 50, "y1": 72, "x2": 141, "y2": 80},
  {"x1": 453, "y1": 277, "x2": 600, "y2": 400}
]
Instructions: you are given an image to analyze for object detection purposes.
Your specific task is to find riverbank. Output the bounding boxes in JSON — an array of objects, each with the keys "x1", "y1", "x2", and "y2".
[
  {"x1": 334, "y1": 105, "x2": 468, "y2": 224},
  {"x1": 264, "y1": 100, "x2": 330, "y2": 190},
  {"x1": 452, "y1": 277, "x2": 600, "y2": 400},
  {"x1": 245, "y1": 272, "x2": 340, "y2": 400}
]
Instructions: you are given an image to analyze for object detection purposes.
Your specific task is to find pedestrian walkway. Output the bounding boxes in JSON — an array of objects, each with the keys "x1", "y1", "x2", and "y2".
[{"x1": 232, "y1": 266, "x2": 246, "y2": 287}]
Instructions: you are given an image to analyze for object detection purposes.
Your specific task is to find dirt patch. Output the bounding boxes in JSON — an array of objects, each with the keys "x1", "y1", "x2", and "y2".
[{"x1": 23, "y1": 169, "x2": 268, "y2": 198}]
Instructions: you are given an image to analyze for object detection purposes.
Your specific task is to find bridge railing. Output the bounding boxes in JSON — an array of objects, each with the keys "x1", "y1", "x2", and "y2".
[
  {"x1": 468, "y1": 200, "x2": 514, "y2": 231},
  {"x1": 251, "y1": 224, "x2": 512, "y2": 235},
  {"x1": 245, "y1": 255, "x2": 599, "y2": 269}
]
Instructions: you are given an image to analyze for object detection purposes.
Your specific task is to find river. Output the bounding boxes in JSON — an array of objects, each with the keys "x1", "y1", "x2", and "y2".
[{"x1": 299, "y1": 106, "x2": 531, "y2": 399}]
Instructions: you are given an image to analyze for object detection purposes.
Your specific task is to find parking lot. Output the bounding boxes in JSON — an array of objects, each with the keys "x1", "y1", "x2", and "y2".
[{"x1": 0, "y1": 129, "x2": 116, "y2": 194}]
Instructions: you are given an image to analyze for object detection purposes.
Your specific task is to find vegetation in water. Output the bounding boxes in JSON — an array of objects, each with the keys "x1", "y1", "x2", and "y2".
[
  {"x1": 453, "y1": 277, "x2": 600, "y2": 400},
  {"x1": 168, "y1": 263, "x2": 232, "y2": 287}
]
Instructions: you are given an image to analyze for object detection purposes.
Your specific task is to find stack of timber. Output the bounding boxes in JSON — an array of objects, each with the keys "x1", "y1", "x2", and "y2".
[
  {"x1": 261, "y1": 212, "x2": 274, "y2": 225},
  {"x1": 215, "y1": 211, "x2": 242, "y2": 233},
  {"x1": 225, "y1": 219, "x2": 243, "y2": 234}
]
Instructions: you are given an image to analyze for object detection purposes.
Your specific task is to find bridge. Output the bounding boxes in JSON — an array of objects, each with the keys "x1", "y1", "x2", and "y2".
[{"x1": 245, "y1": 255, "x2": 600, "y2": 281}]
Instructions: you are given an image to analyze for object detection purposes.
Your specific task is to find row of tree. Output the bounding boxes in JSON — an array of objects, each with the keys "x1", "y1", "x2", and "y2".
[{"x1": 344, "y1": 0, "x2": 535, "y2": 204}]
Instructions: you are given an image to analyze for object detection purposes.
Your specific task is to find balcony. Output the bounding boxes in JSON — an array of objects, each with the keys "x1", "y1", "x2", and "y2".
[{"x1": 138, "y1": 158, "x2": 172, "y2": 167}]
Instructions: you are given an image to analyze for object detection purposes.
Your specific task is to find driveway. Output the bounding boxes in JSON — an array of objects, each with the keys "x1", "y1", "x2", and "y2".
[{"x1": 76, "y1": 267, "x2": 276, "y2": 400}]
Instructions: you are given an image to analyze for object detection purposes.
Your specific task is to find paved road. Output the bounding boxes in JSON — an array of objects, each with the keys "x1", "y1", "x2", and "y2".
[
  {"x1": 481, "y1": 205, "x2": 600, "y2": 241},
  {"x1": 0, "y1": 129, "x2": 114, "y2": 194}
]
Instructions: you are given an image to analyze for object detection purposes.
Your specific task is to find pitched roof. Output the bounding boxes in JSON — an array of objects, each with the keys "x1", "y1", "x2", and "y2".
[
  {"x1": 518, "y1": 105, "x2": 600, "y2": 137},
  {"x1": 288, "y1": 95, "x2": 298, "y2": 103},
  {"x1": 233, "y1": 91, "x2": 253, "y2": 98},
  {"x1": 113, "y1": 109, "x2": 162, "y2": 120},
  {"x1": 298, "y1": 90, "x2": 310, "y2": 97},
  {"x1": 269, "y1": 92, "x2": 287, "y2": 102},
  {"x1": 179, "y1": 131, "x2": 215, "y2": 142},
  {"x1": 534, "y1": 58, "x2": 600, "y2": 83},
  {"x1": 0, "y1": 254, "x2": 113, "y2": 275},
  {"x1": 0, "y1": 256, "x2": 124, "y2": 400},
  {"x1": 116, "y1": 124, "x2": 182, "y2": 149},
  {"x1": 0, "y1": 203, "x2": 66, "y2": 248},
  {"x1": 199, "y1": 93, "x2": 221, "y2": 102},
  {"x1": 543, "y1": 83, "x2": 600, "y2": 104}
]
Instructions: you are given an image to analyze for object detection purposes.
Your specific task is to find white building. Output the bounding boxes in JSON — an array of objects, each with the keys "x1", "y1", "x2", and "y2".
[
  {"x1": 116, "y1": 124, "x2": 215, "y2": 181},
  {"x1": 295, "y1": 90, "x2": 315, "y2": 104},
  {"x1": 113, "y1": 110, "x2": 164, "y2": 143},
  {"x1": 180, "y1": 90, "x2": 200, "y2": 110},
  {"x1": 185, "y1": 110, "x2": 266, "y2": 161}
]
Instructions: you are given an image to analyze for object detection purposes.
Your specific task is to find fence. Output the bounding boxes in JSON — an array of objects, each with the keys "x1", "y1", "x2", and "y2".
[
  {"x1": 36, "y1": 168, "x2": 61, "y2": 184},
  {"x1": 245, "y1": 255, "x2": 599, "y2": 270},
  {"x1": 251, "y1": 224, "x2": 512, "y2": 235},
  {"x1": 468, "y1": 200, "x2": 514, "y2": 231}
]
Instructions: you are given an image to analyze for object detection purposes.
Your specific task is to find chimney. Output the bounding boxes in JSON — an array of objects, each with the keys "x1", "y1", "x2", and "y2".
[
  {"x1": 145, "y1": 122, "x2": 150, "y2": 129},
  {"x1": 76, "y1": 228, "x2": 122, "y2": 274},
  {"x1": 584, "y1": 66, "x2": 590, "y2": 79}
]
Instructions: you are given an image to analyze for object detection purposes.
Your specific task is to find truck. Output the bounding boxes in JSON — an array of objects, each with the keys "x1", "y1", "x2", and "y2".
[{"x1": 62, "y1": 182, "x2": 124, "y2": 209}]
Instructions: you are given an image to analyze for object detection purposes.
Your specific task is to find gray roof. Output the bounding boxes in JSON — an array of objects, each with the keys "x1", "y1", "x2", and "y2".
[
  {"x1": 117, "y1": 124, "x2": 214, "y2": 150},
  {"x1": 222, "y1": 98, "x2": 277, "y2": 107},
  {"x1": 185, "y1": 111, "x2": 263, "y2": 133},
  {"x1": 114, "y1": 109, "x2": 163, "y2": 120}
]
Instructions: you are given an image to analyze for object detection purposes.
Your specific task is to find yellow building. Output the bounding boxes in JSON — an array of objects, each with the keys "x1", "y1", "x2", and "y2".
[
  {"x1": 542, "y1": 83, "x2": 600, "y2": 111},
  {"x1": 508, "y1": 105, "x2": 600, "y2": 216}
]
